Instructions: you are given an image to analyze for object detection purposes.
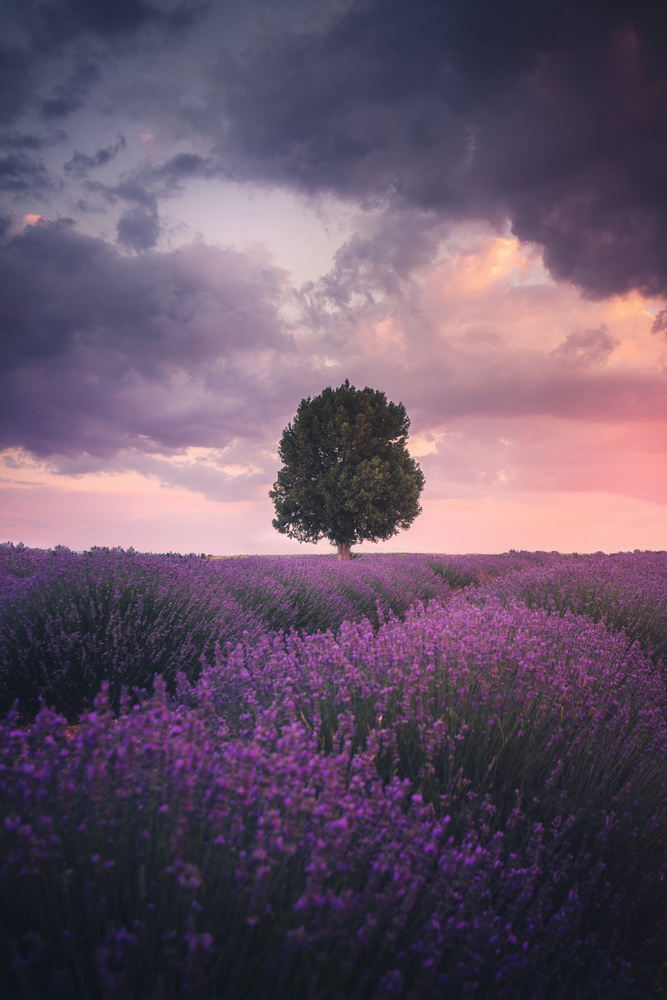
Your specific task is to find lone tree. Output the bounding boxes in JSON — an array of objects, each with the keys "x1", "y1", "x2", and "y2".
[{"x1": 270, "y1": 380, "x2": 425, "y2": 561}]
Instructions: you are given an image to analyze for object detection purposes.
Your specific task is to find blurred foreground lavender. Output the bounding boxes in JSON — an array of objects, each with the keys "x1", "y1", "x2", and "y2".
[{"x1": 1, "y1": 543, "x2": 667, "y2": 997}]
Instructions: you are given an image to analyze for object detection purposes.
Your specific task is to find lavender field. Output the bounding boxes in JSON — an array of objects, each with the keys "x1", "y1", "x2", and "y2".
[{"x1": 2, "y1": 544, "x2": 667, "y2": 998}]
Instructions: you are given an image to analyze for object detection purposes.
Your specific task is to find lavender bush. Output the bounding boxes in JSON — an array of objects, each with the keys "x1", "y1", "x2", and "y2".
[
  {"x1": 0, "y1": 546, "x2": 258, "y2": 721},
  {"x1": 2, "y1": 545, "x2": 667, "y2": 996},
  {"x1": 487, "y1": 551, "x2": 667, "y2": 668},
  {"x1": 0, "y1": 544, "x2": 507, "y2": 721}
]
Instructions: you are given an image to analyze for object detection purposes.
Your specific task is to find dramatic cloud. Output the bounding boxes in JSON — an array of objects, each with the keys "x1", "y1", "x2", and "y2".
[
  {"x1": 288, "y1": 227, "x2": 667, "y2": 505},
  {"x1": 1, "y1": 208, "x2": 664, "y2": 512},
  {"x1": 216, "y1": 0, "x2": 667, "y2": 299},
  {"x1": 0, "y1": 0, "x2": 210, "y2": 132},
  {"x1": 297, "y1": 220, "x2": 665, "y2": 417},
  {"x1": 0, "y1": 0, "x2": 665, "y2": 552},
  {"x1": 0, "y1": 46, "x2": 33, "y2": 125},
  {"x1": 0, "y1": 152, "x2": 52, "y2": 194},
  {"x1": 64, "y1": 136, "x2": 127, "y2": 175},
  {"x1": 12, "y1": 0, "x2": 209, "y2": 45},
  {"x1": 0, "y1": 131, "x2": 66, "y2": 151},
  {"x1": 40, "y1": 62, "x2": 101, "y2": 121},
  {"x1": 0, "y1": 217, "x2": 293, "y2": 459},
  {"x1": 116, "y1": 204, "x2": 160, "y2": 250}
]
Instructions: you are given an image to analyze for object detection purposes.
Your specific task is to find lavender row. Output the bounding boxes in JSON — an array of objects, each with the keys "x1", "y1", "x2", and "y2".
[
  {"x1": 0, "y1": 544, "x2": 551, "y2": 721},
  {"x1": 4, "y1": 543, "x2": 667, "y2": 721},
  {"x1": 485, "y1": 550, "x2": 667, "y2": 667},
  {"x1": 0, "y1": 550, "x2": 667, "y2": 1000},
  {"x1": 3, "y1": 595, "x2": 666, "y2": 996},
  {"x1": 0, "y1": 546, "x2": 259, "y2": 722}
]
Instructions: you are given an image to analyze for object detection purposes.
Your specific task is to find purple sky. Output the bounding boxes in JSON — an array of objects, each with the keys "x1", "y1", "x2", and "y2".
[{"x1": 1, "y1": 0, "x2": 667, "y2": 554}]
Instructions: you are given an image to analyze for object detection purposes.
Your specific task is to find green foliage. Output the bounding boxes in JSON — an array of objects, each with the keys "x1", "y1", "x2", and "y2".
[{"x1": 270, "y1": 380, "x2": 424, "y2": 549}]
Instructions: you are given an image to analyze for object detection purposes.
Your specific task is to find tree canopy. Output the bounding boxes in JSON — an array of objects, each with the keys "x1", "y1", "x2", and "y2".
[{"x1": 270, "y1": 380, "x2": 424, "y2": 560}]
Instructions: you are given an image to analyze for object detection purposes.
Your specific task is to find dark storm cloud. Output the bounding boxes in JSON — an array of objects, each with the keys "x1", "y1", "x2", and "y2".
[
  {"x1": 0, "y1": 0, "x2": 210, "y2": 131},
  {"x1": 304, "y1": 207, "x2": 447, "y2": 310},
  {"x1": 216, "y1": 0, "x2": 667, "y2": 299},
  {"x1": 83, "y1": 175, "x2": 161, "y2": 249},
  {"x1": 110, "y1": 179, "x2": 160, "y2": 249},
  {"x1": 39, "y1": 62, "x2": 102, "y2": 121},
  {"x1": 116, "y1": 205, "x2": 160, "y2": 250},
  {"x1": 0, "y1": 218, "x2": 292, "y2": 459},
  {"x1": 64, "y1": 136, "x2": 127, "y2": 175},
  {"x1": 55, "y1": 0, "x2": 168, "y2": 36},
  {"x1": 92, "y1": 159, "x2": 205, "y2": 204},
  {"x1": 66, "y1": 0, "x2": 212, "y2": 36},
  {"x1": 14, "y1": 0, "x2": 210, "y2": 47},
  {"x1": 0, "y1": 153, "x2": 52, "y2": 194},
  {"x1": 0, "y1": 47, "x2": 33, "y2": 125},
  {"x1": 100, "y1": 75, "x2": 219, "y2": 143},
  {"x1": 81, "y1": 155, "x2": 216, "y2": 248},
  {"x1": 111, "y1": 179, "x2": 157, "y2": 208},
  {"x1": 0, "y1": 130, "x2": 66, "y2": 151},
  {"x1": 155, "y1": 153, "x2": 215, "y2": 187}
]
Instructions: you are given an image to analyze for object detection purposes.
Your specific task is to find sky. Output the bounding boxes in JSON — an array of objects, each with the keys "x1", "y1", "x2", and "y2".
[{"x1": 1, "y1": 0, "x2": 667, "y2": 555}]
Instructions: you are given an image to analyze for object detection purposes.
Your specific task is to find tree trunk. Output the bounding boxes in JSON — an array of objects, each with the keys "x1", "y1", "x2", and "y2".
[{"x1": 336, "y1": 542, "x2": 351, "y2": 562}]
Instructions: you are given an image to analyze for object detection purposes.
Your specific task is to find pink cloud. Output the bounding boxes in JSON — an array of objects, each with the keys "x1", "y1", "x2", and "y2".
[{"x1": 2, "y1": 227, "x2": 666, "y2": 554}]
